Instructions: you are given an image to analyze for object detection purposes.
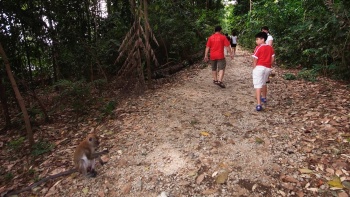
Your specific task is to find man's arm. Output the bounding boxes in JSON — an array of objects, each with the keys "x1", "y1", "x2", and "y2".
[
  {"x1": 204, "y1": 46, "x2": 210, "y2": 62},
  {"x1": 225, "y1": 46, "x2": 234, "y2": 59}
]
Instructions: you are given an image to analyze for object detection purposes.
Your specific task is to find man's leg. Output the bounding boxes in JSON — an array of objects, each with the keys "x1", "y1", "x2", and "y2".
[
  {"x1": 212, "y1": 70, "x2": 218, "y2": 81},
  {"x1": 218, "y1": 69, "x2": 225, "y2": 82},
  {"x1": 217, "y1": 59, "x2": 226, "y2": 82},
  {"x1": 211, "y1": 60, "x2": 218, "y2": 83}
]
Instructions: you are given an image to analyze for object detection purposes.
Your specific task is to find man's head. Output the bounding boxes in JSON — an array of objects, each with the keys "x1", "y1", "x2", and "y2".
[
  {"x1": 261, "y1": 26, "x2": 269, "y2": 33},
  {"x1": 215, "y1": 26, "x2": 222, "y2": 32},
  {"x1": 255, "y1": 32, "x2": 268, "y2": 45}
]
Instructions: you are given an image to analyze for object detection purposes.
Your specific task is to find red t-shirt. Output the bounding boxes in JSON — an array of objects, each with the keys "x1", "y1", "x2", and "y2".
[
  {"x1": 206, "y1": 33, "x2": 230, "y2": 60},
  {"x1": 252, "y1": 44, "x2": 275, "y2": 68}
]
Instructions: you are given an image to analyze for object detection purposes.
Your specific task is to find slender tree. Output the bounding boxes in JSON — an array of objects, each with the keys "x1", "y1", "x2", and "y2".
[
  {"x1": 0, "y1": 42, "x2": 34, "y2": 146},
  {"x1": 0, "y1": 71, "x2": 11, "y2": 131}
]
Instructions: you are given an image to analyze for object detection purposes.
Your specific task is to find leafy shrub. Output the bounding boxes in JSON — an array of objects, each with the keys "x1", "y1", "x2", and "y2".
[
  {"x1": 31, "y1": 140, "x2": 54, "y2": 156},
  {"x1": 297, "y1": 68, "x2": 318, "y2": 81},
  {"x1": 55, "y1": 80, "x2": 92, "y2": 115},
  {"x1": 4, "y1": 173, "x2": 14, "y2": 182},
  {"x1": 283, "y1": 73, "x2": 297, "y2": 80},
  {"x1": 101, "y1": 100, "x2": 117, "y2": 116},
  {"x1": 8, "y1": 137, "x2": 26, "y2": 150}
]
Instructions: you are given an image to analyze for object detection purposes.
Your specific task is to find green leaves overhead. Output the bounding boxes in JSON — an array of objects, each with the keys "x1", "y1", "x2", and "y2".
[{"x1": 229, "y1": 0, "x2": 350, "y2": 80}]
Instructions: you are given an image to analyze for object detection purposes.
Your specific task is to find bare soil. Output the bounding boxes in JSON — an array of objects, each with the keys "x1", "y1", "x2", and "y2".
[{"x1": 2, "y1": 47, "x2": 350, "y2": 197}]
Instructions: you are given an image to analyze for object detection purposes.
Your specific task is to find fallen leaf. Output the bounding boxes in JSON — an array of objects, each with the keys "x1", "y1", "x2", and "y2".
[
  {"x1": 342, "y1": 181, "x2": 350, "y2": 189},
  {"x1": 338, "y1": 191, "x2": 349, "y2": 197},
  {"x1": 327, "y1": 176, "x2": 344, "y2": 189},
  {"x1": 82, "y1": 187, "x2": 89, "y2": 194},
  {"x1": 202, "y1": 189, "x2": 218, "y2": 195},
  {"x1": 282, "y1": 175, "x2": 299, "y2": 183},
  {"x1": 200, "y1": 131, "x2": 210, "y2": 136},
  {"x1": 196, "y1": 173, "x2": 205, "y2": 184},
  {"x1": 255, "y1": 137, "x2": 264, "y2": 144},
  {"x1": 215, "y1": 170, "x2": 229, "y2": 184},
  {"x1": 121, "y1": 182, "x2": 132, "y2": 194},
  {"x1": 100, "y1": 155, "x2": 109, "y2": 163},
  {"x1": 306, "y1": 188, "x2": 318, "y2": 192},
  {"x1": 299, "y1": 168, "x2": 313, "y2": 174}
]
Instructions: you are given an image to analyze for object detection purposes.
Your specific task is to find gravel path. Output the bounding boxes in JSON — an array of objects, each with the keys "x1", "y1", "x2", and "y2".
[{"x1": 42, "y1": 47, "x2": 350, "y2": 197}]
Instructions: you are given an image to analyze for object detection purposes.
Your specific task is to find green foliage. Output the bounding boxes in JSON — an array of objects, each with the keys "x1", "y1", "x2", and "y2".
[
  {"x1": 7, "y1": 137, "x2": 26, "y2": 150},
  {"x1": 101, "y1": 100, "x2": 117, "y2": 116},
  {"x1": 55, "y1": 80, "x2": 92, "y2": 114},
  {"x1": 230, "y1": 0, "x2": 350, "y2": 80},
  {"x1": 283, "y1": 73, "x2": 297, "y2": 80},
  {"x1": 31, "y1": 140, "x2": 54, "y2": 156},
  {"x1": 297, "y1": 68, "x2": 318, "y2": 82},
  {"x1": 4, "y1": 173, "x2": 14, "y2": 182}
]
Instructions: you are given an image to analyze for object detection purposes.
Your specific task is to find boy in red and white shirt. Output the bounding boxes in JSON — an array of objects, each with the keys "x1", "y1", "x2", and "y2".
[{"x1": 252, "y1": 32, "x2": 275, "y2": 111}]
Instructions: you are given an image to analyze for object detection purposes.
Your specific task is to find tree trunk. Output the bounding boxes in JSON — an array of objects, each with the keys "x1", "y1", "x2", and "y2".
[
  {"x1": 0, "y1": 71, "x2": 11, "y2": 130},
  {"x1": 143, "y1": 0, "x2": 152, "y2": 83},
  {"x1": 0, "y1": 42, "x2": 34, "y2": 146}
]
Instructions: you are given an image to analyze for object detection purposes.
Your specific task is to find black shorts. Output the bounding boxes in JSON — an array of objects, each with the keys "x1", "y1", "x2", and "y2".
[{"x1": 231, "y1": 44, "x2": 237, "y2": 47}]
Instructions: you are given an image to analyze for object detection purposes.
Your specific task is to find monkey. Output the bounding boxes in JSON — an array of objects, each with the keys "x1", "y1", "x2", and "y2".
[
  {"x1": 73, "y1": 133, "x2": 108, "y2": 177},
  {"x1": 2, "y1": 133, "x2": 108, "y2": 197}
]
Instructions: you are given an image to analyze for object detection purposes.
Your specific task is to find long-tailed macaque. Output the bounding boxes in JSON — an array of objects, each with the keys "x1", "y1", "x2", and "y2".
[
  {"x1": 3, "y1": 133, "x2": 108, "y2": 197},
  {"x1": 73, "y1": 133, "x2": 108, "y2": 177}
]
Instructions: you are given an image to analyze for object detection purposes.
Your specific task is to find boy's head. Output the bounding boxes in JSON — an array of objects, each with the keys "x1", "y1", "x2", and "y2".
[
  {"x1": 255, "y1": 32, "x2": 268, "y2": 45},
  {"x1": 261, "y1": 26, "x2": 269, "y2": 33},
  {"x1": 215, "y1": 26, "x2": 222, "y2": 32}
]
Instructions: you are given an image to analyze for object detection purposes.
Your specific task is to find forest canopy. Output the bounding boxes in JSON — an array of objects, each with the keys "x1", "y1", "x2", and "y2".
[{"x1": 0, "y1": 0, "x2": 349, "y2": 86}]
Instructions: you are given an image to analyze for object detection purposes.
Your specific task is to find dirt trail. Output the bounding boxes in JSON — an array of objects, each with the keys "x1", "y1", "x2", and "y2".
[{"x1": 44, "y1": 47, "x2": 350, "y2": 197}]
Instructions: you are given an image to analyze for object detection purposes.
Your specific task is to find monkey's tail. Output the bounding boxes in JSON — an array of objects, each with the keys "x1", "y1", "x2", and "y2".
[{"x1": 2, "y1": 168, "x2": 77, "y2": 197}]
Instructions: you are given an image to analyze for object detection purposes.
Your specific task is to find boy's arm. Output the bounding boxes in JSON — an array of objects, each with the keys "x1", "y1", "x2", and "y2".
[
  {"x1": 271, "y1": 55, "x2": 275, "y2": 67},
  {"x1": 252, "y1": 58, "x2": 257, "y2": 68}
]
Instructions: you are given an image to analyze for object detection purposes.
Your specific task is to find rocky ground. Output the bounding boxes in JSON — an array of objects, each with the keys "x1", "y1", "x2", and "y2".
[{"x1": 2, "y1": 47, "x2": 350, "y2": 197}]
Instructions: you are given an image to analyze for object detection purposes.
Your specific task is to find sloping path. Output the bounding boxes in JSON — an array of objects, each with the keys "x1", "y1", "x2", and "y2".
[{"x1": 45, "y1": 47, "x2": 350, "y2": 197}]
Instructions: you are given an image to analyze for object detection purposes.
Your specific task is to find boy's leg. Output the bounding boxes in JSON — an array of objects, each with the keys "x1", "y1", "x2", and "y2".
[
  {"x1": 252, "y1": 66, "x2": 264, "y2": 110},
  {"x1": 261, "y1": 85, "x2": 267, "y2": 98},
  {"x1": 261, "y1": 68, "x2": 272, "y2": 99},
  {"x1": 256, "y1": 88, "x2": 262, "y2": 105}
]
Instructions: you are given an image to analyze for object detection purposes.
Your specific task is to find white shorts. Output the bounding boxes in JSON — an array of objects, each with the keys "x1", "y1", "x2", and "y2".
[{"x1": 252, "y1": 66, "x2": 272, "y2": 88}]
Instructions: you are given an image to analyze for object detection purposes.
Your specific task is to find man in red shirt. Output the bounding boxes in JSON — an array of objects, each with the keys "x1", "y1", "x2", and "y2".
[
  {"x1": 252, "y1": 32, "x2": 275, "y2": 111},
  {"x1": 204, "y1": 26, "x2": 234, "y2": 88}
]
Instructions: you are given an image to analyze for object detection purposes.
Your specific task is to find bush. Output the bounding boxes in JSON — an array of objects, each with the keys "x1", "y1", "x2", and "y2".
[
  {"x1": 55, "y1": 80, "x2": 92, "y2": 115},
  {"x1": 297, "y1": 68, "x2": 318, "y2": 81},
  {"x1": 7, "y1": 137, "x2": 26, "y2": 151},
  {"x1": 31, "y1": 140, "x2": 54, "y2": 156},
  {"x1": 283, "y1": 73, "x2": 297, "y2": 80}
]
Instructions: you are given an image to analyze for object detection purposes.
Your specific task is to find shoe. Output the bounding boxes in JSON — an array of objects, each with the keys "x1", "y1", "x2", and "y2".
[
  {"x1": 213, "y1": 80, "x2": 218, "y2": 84},
  {"x1": 261, "y1": 97, "x2": 267, "y2": 104},
  {"x1": 217, "y1": 81, "x2": 226, "y2": 88},
  {"x1": 256, "y1": 105, "x2": 263, "y2": 111}
]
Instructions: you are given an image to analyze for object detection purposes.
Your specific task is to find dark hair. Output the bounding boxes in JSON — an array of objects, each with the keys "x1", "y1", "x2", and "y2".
[
  {"x1": 255, "y1": 32, "x2": 268, "y2": 41},
  {"x1": 261, "y1": 26, "x2": 269, "y2": 32},
  {"x1": 215, "y1": 26, "x2": 222, "y2": 32},
  {"x1": 232, "y1": 31, "x2": 236, "y2": 36}
]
